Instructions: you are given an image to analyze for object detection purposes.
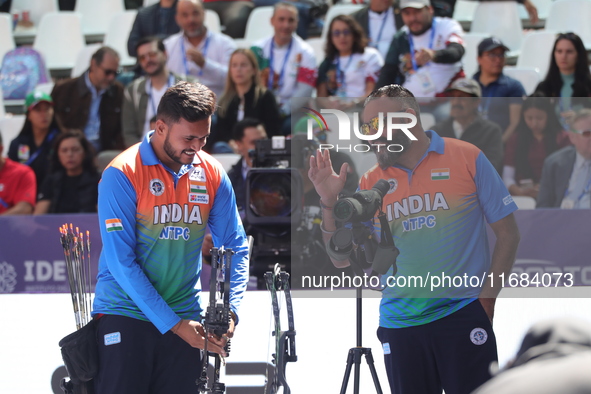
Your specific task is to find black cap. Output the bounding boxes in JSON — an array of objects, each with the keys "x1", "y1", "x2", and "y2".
[{"x1": 478, "y1": 37, "x2": 509, "y2": 56}]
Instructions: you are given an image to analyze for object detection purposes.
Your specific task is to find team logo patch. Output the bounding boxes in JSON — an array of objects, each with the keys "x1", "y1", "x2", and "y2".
[
  {"x1": 503, "y1": 195, "x2": 514, "y2": 206},
  {"x1": 189, "y1": 168, "x2": 206, "y2": 182},
  {"x1": 104, "y1": 332, "x2": 121, "y2": 346},
  {"x1": 189, "y1": 193, "x2": 209, "y2": 204},
  {"x1": 470, "y1": 328, "x2": 488, "y2": 345},
  {"x1": 382, "y1": 342, "x2": 391, "y2": 355},
  {"x1": 387, "y1": 179, "x2": 398, "y2": 194},
  {"x1": 431, "y1": 168, "x2": 450, "y2": 180},
  {"x1": 17, "y1": 145, "x2": 30, "y2": 161},
  {"x1": 0, "y1": 184, "x2": 4, "y2": 192},
  {"x1": 149, "y1": 179, "x2": 165, "y2": 196},
  {"x1": 105, "y1": 218, "x2": 123, "y2": 232}
]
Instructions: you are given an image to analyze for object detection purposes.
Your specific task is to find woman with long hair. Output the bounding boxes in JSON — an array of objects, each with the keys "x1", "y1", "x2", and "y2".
[
  {"x1": 8, "y1": 91, "x2": 61, "y2": 188},
  {"x1": 34, "y1": 130, "x2": 99, "y2": 214},
  {"x1": 534, "y1": 32, "x2": 591, "y2": 127},
  {"x1": 316, "y1": 15, "x2": 383, "y2": 107},
  {"x1": 208, "y1": 48, "x2": 281, "y2": 153},
  {"x1": 503, "y1": 94, "x2": 571, "y2": 199}
]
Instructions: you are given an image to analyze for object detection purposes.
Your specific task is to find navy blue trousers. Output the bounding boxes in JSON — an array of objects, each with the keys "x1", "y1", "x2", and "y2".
[
  {"x1": 377, "y1": 300, "x2": 498, "y2": 394},
  {"x1": 94, "y1": 315, "x2": 203, "y2": 394}
]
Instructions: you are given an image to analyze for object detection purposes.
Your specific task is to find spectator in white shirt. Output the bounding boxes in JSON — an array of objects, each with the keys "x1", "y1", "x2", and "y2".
[{"x1": 164, "y1": 0, "x2": 235, "y2": 97}]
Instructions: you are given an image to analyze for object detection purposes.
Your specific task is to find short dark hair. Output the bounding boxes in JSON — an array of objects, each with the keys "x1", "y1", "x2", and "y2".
[
  {"x1": 232, "y1": 118, "x2": 263, "y2": 141},
  {"x1": 91, "y1": 46, "x2": 120, "y2": 65},
  {"x1": 50, "y1": 130, "x2": 97, "y2": 174},
  {"x1": 157, "y1": 81, "x2": 216, "y2": 125},
  {"x1": 135, "y1": 36, "x2": 166, "y2": 55},
  {"x1": 365, "y1": 84, "x2": 422, "y2": 117}
]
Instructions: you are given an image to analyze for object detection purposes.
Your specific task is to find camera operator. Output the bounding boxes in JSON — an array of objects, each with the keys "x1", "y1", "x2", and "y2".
[{"x1": 308, "y1": 85, "x2": 520, "y2": 394}]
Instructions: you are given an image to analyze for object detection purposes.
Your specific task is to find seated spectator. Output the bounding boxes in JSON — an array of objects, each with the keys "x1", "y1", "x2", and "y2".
[
  {"x1": 431, "y1": 0, "x2": 539, "y2": 24},
  {"x1": 473, "y1": 37, "x2": 525, "y2": 142},
  {"x1": 472, "y1": 317, "x2": 591, "y2": 394},
  {"x1": 537, "y1": 109, "x2": 591, "y2": 208},
  {"x1": 432, "y1": 78, "x2": 503, "y2": 173},
  {"x1": 123, "y1": 36, "x2": 195, "y2": 148},
  {"x1": 316, "y1": 15, "x2": 383, "y2": 108},
  {"x1": 503, "y1": 95, "x2": 571, "y2": 199},
  {"x1": 252, "y1": 0, "x2": 315, "y2": 40},
  {"x1": 203, "y1": 0, "x2": 254, "y2": 39},
  {"x1": 51, "y1": 46, "x2": 125, "y2": 154},
  {"x1": 376, "y1": 0, "x2": 464, "y2": 102},
  {"x1": 209, "y1": 49, "x2": 281, "y2": 152},
  {"x1": 534, "y1": 32, "x2": 591, "y2": 129},
  {"x1": 127, "y1": 0, "x2": 181, "y2": 57},
  {"x1": 350, "y1": 0, "x2": 402, "y2": 59},
  {"x1": 251, "y1": 2, "x2": 317, "y2": 134},
  {"x1": 34, "y1": 131, "x2": 99, "y2": 214},
  {"x1": 226, "y1": 118, "x2": 268, "y2": 217},
  {"x1": 165, "y1": 0, "x2": 236, "y2": 97},
  {"x1": 0, "y1": 131, "x2": 36, "y2": 215},
  {"x1": 8, "y1": 91, "x2": 61, "y2": 189}
]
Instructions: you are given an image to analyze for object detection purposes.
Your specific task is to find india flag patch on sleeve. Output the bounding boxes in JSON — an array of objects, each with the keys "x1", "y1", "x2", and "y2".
[
  {"x1": 190, "y1": 184, "x2": 207, "y2": 194},
  {"x1": 105, "y1": 218, "x2": 123, "y2": 232},
  {"x1": 431, "y1": 168, "x2": 450, "y2": 180}
]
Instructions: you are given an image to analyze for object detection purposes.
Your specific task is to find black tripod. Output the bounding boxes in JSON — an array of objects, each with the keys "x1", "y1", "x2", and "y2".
[{"x1": 338, "y1": 224, "x2": 383, "y2": 394}]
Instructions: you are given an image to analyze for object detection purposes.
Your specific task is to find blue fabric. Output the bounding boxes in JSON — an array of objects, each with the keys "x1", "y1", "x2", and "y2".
[
  {"x1": 473, "y1": 72, "x2": 526, "y2": 131},
  {"x1": 83, "y1": 72, "x2": 106, "y2": 151}
]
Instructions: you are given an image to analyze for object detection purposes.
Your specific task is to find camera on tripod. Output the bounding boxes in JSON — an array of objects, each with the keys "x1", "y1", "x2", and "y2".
[
  {"x1": 326, "y1": 179, "x2": 400, "y2": 276},
  {"x1": 245, "y1": 136, "x2": 314, "y2": 288}
]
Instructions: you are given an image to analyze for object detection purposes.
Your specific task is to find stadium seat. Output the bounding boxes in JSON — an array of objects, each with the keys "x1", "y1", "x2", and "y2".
[
  {"x1": 420, "y1": 113, "x2": 436, "y2": 130},
  {"x1": 10, "y1": 0, "x2": 58, "y2": 27},
  {"x1": 205, "y1": 9, "x2": 221, "y2": 34},
  {"x1": 34, "y1": 82, "x2": 55, "y2": 95},
  {"x1": 71, "y1": 44, "x2": 102, "y2": 78},
  {"x1": 233, "y1": 6, "x2": 274, "y2": 49},
  {"x1": 511, "y1": 196, "x2": 536, "y2": 209},
  {"x1": 212, "y1": 153, "x2": 240, "y2": 172},
  {"x1": 0, "y1": 14, "x2": 15, "y2": 65},
  {"x1": 143, "y1": 0, "x2": 159, "y2": 6},
  {"x1": 320, "y1": 4, "x2": 364, "y2": 42},
  {"x1": 0, "y1": 87, "x2": 5, "y2": 119},
  {"x1": 306, "y1": 37, "x2": 325, "y2": 67},
  {"x1": 452, "y1": 0, "x2": 478, "y2": 23},
  {"x1": 461, "y1": 32, "x2": 488, "y2": 78},
  {"x1": 502, "y1": 67, "x2": 541, "y2": 95},
  {"x1": 33, "y1": 12, "x2": 84, "y2": 71},
  {"x1": 517, "y1": 0, "x2": 553, "y2": 21},
  {"x1": 545, "y1": 0, "x2": 591, "y2": 50},
  {"x1": 470, "y1": 2, "x2": 523, "y2": 56},
  {"x1": 103, "y1": 10, "x2": 138, "y2": 67},
  {"x1": 515, "y1": 30, "x2": 556, "y2": 79},
  {"x1": 0, "y1": 114, "x2": 26, "y2": 152},
  {"x1": 75, "y1": 0, "x2": 125, "y2": 37}
]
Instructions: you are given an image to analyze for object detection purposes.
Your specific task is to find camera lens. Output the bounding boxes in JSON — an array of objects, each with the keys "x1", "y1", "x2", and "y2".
[{"x1": 248, "y1": 173, "x2": 292, "y2": 217}]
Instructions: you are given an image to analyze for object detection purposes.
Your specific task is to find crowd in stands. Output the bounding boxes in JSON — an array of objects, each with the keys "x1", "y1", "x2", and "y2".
[{"x1": 1, "y1": 0, "x2": 591, "y2": 218}]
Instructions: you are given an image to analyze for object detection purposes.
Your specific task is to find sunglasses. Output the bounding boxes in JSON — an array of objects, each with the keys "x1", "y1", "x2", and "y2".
[
  {"x1": 360, "y1": 116, "x2": 383, "y2": 136},
  {"x1": 331, "y1": 29, "x2": 351, "y2": 38},
  {"x1": 574, "y1": 129, "x2": 591, "y2": 137},
  {"x1": 99, "y1": 65, "x2": 120, "y2": 77},
  {"x1": 138, "y1": 51, "x2": 160, "y2": 62}
]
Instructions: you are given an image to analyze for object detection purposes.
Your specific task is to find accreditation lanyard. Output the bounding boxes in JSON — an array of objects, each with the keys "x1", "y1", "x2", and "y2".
[
  {"x1": 370, "y1": 10, "x2": 389, "y2": 48},
  {"x1": 478, "y1": 83, "x2": 499, "y2": 119},
  {"x1": 408, "y1": 19, "x2": 436, "y2": 72},
  {"x1": 25, "y1": 128, "x2": 58, "y2": 166},
  {"x1": 335, "y1": 55, "x2": 354, "y2": 93},
  {"x1": 147, "y1": 74, "x2": 175, "y2": 116},
  {"x1": 181, "y1": 32, "x2": 211, "y2": 76},
  {"x1": 268, "y1": 38, "x2": 293, "y2": 92}
]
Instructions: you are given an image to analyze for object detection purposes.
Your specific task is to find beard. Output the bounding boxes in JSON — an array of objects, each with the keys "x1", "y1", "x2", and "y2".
[
  {"x1": 163, "y1": 133, "x2": 195, "y2": 167},
  {"x1": 371, "y1": 131, "x2": 413, "y2": 168},
  {"x1": 146, "y1": 61, "x2": 166, "y2": 77}
]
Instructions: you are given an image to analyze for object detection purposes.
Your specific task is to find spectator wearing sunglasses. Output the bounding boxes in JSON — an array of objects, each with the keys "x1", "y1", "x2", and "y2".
[
  {"x1": 537, "y1": 108, "x2": 591, "y2": 208},
  {"x1": 316, "y1": 15, "x2": 383, "y2": 110},
  {"x1": 51, "y1": 46, "x2": 125, "y2": 154},
  {"x1": 534, "y1": 32, "x2": 591, "y2": 129}
]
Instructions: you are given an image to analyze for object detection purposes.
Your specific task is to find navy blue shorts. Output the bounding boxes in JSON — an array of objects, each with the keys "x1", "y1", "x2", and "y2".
[
  {"x1": 377, "y1": 300, "x2": 497, "y2": 394},
  {"x1": 94, "y1": 315, "x2": 203, "y2": 394}
]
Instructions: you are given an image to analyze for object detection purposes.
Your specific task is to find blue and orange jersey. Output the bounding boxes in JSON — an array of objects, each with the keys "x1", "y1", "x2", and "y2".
[
  {"x1": 360, "y1": 130, "x2": 517, "y2": 328},
  {"x1": 92, "y1": 133, "x2": 249, "y2": 334}
]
